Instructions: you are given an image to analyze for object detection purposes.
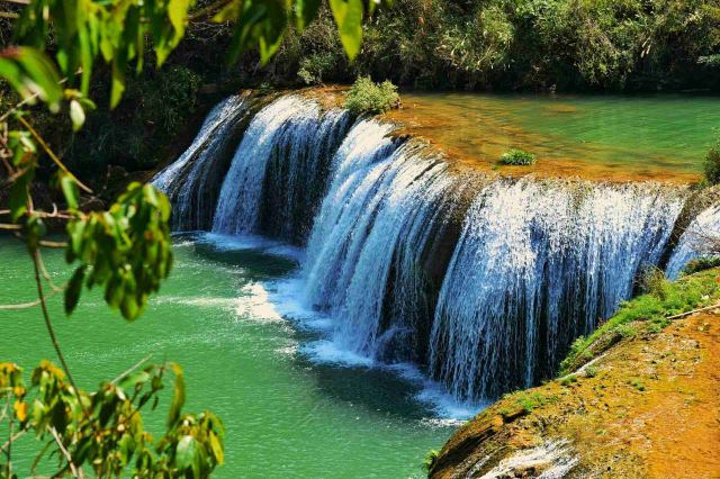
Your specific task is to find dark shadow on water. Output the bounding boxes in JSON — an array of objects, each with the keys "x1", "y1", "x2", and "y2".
[
  {"x1": 174, "y1": 232, "x2": 300, "y2": 279},
  {"x1": 289, "y1": 330, "x2": 439, "y2": 422}
]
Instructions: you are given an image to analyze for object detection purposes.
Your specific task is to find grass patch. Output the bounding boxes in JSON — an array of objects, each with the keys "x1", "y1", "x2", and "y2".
[
  {"x1": 559, "y1": 268, "x2": 720, "y2": 376},
  {"x1": 344, "y1": 76, "x2": 400, "y2": 115},
  {"x1": 629, "y1": 379, "x2": 646, "y2": 392},
  {"x1": 422, "y1": 449, "x2": 440, "y2": 471},
  {"x1": 499, "y1": 149, "x2": 536, "y2": 166}
]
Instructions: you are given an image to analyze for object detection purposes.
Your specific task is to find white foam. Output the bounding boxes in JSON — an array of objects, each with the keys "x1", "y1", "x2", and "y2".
[{"x1": 301, "y1": 340, "x2": 375, "y2": 367}]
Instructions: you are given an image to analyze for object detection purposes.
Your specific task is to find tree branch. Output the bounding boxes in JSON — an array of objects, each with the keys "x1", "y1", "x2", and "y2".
[
  {"x1": 30, "y1": 247, "x2": 80, "y2": 394},
  {"x1": 16, "y1": 116, "x2": 92, "y2": 194}
]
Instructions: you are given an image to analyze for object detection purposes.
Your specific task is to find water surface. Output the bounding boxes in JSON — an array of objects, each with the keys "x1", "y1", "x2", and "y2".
[
  {"x1": 0, "y1": 235, "x2": 453, "y2": 478},
  {"x1": 386, "y1": 92, "x2": 720, "y2": 182}
]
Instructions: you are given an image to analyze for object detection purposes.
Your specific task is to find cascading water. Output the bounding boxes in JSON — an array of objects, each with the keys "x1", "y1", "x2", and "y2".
[
  {"x1": 152, "y1": 94, "x2": 248, "y2": 230},
  {"x1": 154, "y1": 92, "x2": 719, "y2": 405},
  {"x1": 666, "y1": 204, "x2": 720, "y2": 278},
  {"x1": 213, "y1": 95, "x2": 351, "y2": 243},
  {"x1": 429, "y1": 180, "x2": 685, "y2": 400},
  {"x1": 303, "y1": 134, "x2": 459, "y2": 363}
]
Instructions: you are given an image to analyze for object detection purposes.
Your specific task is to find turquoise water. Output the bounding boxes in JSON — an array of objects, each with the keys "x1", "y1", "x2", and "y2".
[
  {"x1": 0, "y1": 235, "x2": 454, "y2": 478},
  {"x1": 389, "y1": 92, "x2": 720, "y2": 181}
]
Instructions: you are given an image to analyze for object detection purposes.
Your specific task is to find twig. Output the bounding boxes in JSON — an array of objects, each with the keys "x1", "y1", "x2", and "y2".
[
  {"x1": 16, "y1": 116, "x2": 92, "y2": 194},
  {"x1": 37, "y1": 252, "x2": 63, "y2": 292},
  {"x1": 49, "y1": 427, "x2": 82, "y2": 478},
  {"x1": 0, "y1": 288, "x2": 60, "y2": 310},
  {"x1": 30, "y1": 248, "x2": 80, "y2": 394},
  {"x1": 188, "y1": 0, "x2": 234, "y2": 21},
  {"x1": 111, "y1": 355, "x2": 152, "y2": 385},
  {"x1": 0, "y1": 76, "x2": 68, "y2": 124},
  {"x1": 0, "y1": 429, "x2": 25, "y2": 453},
  {"x1": 666, "y1": 302, "x2": 720, "y2": 320}
]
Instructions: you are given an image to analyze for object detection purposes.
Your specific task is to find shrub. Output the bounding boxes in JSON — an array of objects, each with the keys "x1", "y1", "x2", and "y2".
[
  {"x1": 704, "y1": 140, "x2": 720, "y2": 185},
  {"x1": 560, "y1": 374, "x2": 578, "y2": 387},
  {"x1": 298, "y1": 52, "x2": 337, "y2": 85},
  {"x1": 423, "y1": 449, "x2": 440, "y2": 471},
  {"x1": 344, "y1": 76, "x2": 400, "y2": 115},
  {"x1": 500, "y1": 149, "x2": 536, "y2": 165},
  {"x1": 683, "y1": 256, "x2": 720, "y2": 275}
]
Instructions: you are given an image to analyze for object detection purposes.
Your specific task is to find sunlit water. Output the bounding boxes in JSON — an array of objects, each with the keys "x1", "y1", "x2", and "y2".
[
  {"x1": 386, "y1": 92, "x2": 720, "y2": 182},
  {"x1": 0, "y1": 235, "x2": 455, "y2": 478}
]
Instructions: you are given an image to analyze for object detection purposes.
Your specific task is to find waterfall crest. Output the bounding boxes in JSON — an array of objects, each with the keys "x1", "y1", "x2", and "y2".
[
  {"x1": 154, "y1": 92, "x2": 719, "y2": 403},
  {"x1": 152, "y1": 94, "x2": 248, "y2": 230},
  {"x1": 429, "y1": 180, "x2": 685, "y2": 400},
  {"x1": 212, "y1": 96, "x2": 351, "y2": 243}
]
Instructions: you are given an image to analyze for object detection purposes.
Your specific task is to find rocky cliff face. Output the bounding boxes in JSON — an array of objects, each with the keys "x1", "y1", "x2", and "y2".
[{"x1": 429, "y1": 269, "x2": 720, "y2": 479}]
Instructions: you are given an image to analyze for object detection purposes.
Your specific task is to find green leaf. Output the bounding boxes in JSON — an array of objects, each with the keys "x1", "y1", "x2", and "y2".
[
  {"x1": 110, "y1": 54, "x2": 127, "y2": 109},
  {"x1": 60, "y1": 174, "x2": 79, "y2": 210},
  {"x1": 12, "y1": 47, "x2": 63, "y2": 109},
  {"x1": 8, "y1": 167, "x2": 34, "y2": 222},
  {"x1": 219, "y1": 0, "x2": 288, "y2": 65},
  {"x1": 0, "y1": 48, "x2": 62, "y2": 110},
  {"x1": 69, "y1": 100, "x2": 85, "y2": 131},
  {"x1": 64, "y1": 266, "x2": 86, "y2": 315},
  {"x1": 167, "y1": 363, "x2": 185, "y2": 427},
  {"x1": 329, "y1": 0, "x2": 364, "y2": 60},
  {"x1": 209, "y1": 432, "x2": 224, "y2": 465},
  {"x1": 176, "y1": 435, "x2": 197, "y2": 470},
  {"x1": 294, "y1": 0, "x2": 322, "y2": 32}
]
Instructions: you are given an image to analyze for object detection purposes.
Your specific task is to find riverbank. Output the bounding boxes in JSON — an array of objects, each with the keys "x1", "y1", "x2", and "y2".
[{"x1": 428, "y1": 268, "x2": 720, "y2": 478}]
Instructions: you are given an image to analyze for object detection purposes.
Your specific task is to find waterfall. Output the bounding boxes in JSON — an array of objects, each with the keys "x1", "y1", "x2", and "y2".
[
  {"x1": 666, "y1": 204, "x2": 720, "y2": 278},
  {"x1": 152, "y1": 94, "x2": 248, "y2": 230},
  {"x1": 303, "y1": 128, "x2": 463, "y2": 363},
  {"x1": 156, "y1": 92, "x2": 719, "y2": 404},
  {"x1": 428, "y1": 180, "x2": 685, "y2": 400},
  {"x1": 212, "y1": 96, "x2": 351, "y2": 243}
]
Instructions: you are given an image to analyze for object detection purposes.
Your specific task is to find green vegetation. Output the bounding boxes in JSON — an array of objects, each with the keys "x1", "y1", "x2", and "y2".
[
  {"x1": 629, "y1": 379, "x2": 646, "y2": 392},
  {"x1": 560, "y1": 374, "x2": 578, "y2": 387},
  {"x1": 500, "y1": 148, "x2": 536, "y2": 165},
  {"x1": 684, "y1": 256, "x2": 720, "y2": 275},
  {"x1": 559, "y1": 267, "x2": 720, "y2": 376},
  {"x1": 276, "y1": 0, "x2": 720, "y2": 91},
  {"x1": 0, "y1": 0, "x2": 384, "y2": 475},
  {"x1": 499, "y1": 390, "x2": 558, "y2": 415},
  {"x1": 422, "y1": 449, "x2": 440, "y2": 471},
  {"x1": 344, "y1": 76, "x2": 400, "y2": 115},
  {"x1": 704, "y1": 138, "x2": 720, "y2": 185},
  {"x1": 298, "y1": 52, "x2": 337, "y2": 85}
]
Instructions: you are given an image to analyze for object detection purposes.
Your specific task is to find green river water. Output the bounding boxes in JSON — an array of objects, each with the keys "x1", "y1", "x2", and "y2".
[
  {"x1": 389, "y1": 92, "x2": 720, "y2": 181},
  {"x1": 3, "y1": 92, "x2": 720, "y2": 478},
  {"x1": 0, "y1": 235, "x2": 454, "y2": 478}
]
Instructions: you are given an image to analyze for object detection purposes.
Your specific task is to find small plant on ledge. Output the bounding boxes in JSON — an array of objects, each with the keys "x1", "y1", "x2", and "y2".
[
  {"x1": 703, "y1": 137, "x2": 720, "y2": 185},
  {"x1": 500, "y1": 149, "x2": 537, "y2": 166},
  {"x1": 344, "y1": 76, "x2": 400, "y2": 115}
]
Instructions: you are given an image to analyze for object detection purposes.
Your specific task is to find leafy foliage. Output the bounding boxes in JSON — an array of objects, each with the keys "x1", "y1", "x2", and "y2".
[
  {"x1": 276, "y1": 0, "x2": 720, "y2": 91},
  {"x1": 0, "y1": 360, "x2": 224, "y2": 477},
  {"x1": 0, "y1": 0, "x2": 390, "y2": 476},
  {"x1": 65, "y1": 182, "x2": 173, "y2": 320},
  {"x1": 298, "y1": 52, "x2": 337, "y2": 85},
  {"x1": 683, "y1": 256, "x2": 720, "y2": 275},
  {"x1": 344, "y1": 76, "x2": 399, "y2": 115},
  {"x1": 704, "y1": 138, "x2": 720, "y2": 185},
  {"x1": 500, "y1": 149, "x2": 536, "y2": 166}
]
